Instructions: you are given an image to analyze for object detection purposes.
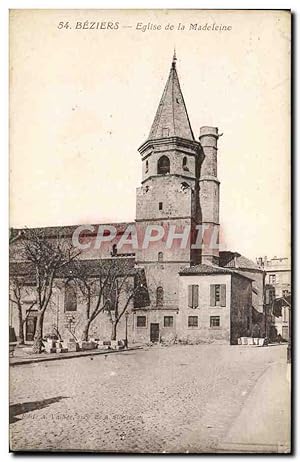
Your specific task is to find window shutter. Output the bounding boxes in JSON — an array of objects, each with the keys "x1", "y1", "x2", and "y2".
[
  {"x1": 210, "y1": 285, "x2": 216, "y2": 306},
  {"x1": 220, "y1": 285, "x2": 226, "y2": 307},
  {"x1": 188, "y1": 285, "x2": 193, "y2": 308},
  {"x1": 193, "y1": 285, "x2": 199, "y2": 308}
]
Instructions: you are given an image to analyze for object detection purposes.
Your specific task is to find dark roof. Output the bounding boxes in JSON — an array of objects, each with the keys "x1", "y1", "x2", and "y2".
[
  {"x1": 179, "y1": 263, "x2": 253, "y2": 281},
  {"x1": 219, "y1": 251, "x2": 262, "y2": 271},
  {"x1": 147, "y1": 55, "x2": 194, "y2": 141},
  {"x1": 10, "y1": 257, "x2": 137, "y2": 279},
  {"x1": 10, "y1": 222, "x2": 134, "y2": 240}
]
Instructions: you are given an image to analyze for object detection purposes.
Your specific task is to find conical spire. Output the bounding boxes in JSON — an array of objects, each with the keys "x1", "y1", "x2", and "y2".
[{"x1": 148, "y1": 53, "x2": 195, "y2": 141}]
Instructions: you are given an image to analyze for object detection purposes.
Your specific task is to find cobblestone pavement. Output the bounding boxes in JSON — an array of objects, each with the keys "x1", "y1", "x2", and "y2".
[{"x1": 10, "y1": 344, "x2": 289, "y2": 453}]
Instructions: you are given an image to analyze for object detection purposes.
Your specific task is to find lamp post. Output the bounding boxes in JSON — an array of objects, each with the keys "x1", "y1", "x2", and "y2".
[{"x1": 125, "y1": 311, "x2": 129, "y2": 349}]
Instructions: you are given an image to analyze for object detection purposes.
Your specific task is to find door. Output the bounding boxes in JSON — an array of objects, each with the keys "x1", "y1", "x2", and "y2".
[
  {"x1": 150, "y1": 323, "x2": 159, "y2": 343},
  {"x1": 26, "y1": 315, "x2": 37, "y2": 341}
]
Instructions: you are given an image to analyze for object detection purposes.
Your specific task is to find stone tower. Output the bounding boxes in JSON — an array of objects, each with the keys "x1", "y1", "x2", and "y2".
[
  {"x1": 135, "y1": 53, "x2": 203, "y2": 309},
  {"x1": 199, "y1": 126, "x2": 220, "y2": 265}
]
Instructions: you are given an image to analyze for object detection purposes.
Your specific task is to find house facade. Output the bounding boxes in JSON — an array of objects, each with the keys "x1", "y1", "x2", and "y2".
[{"x1": 257, "y1": 256, "x2": 291, "y2": 341}]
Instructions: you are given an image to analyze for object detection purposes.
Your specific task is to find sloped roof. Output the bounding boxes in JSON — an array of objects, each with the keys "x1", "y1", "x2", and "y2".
[
  {"x1": 148, "y1": 54, "x2": 194, "y2": 141},
  {"x1": 10, "y1": 222, "x2": 134, "y2": 240},
  {"x1": 179, "y1": 263, "x2": 253, "y2": 281},
  {"x1": 10, "y1": 258, "x2": 150, "y2": 308},
  {"x1": 9, "y1": 258, "x2": 137, "y2": 279},
  {"x1": 219, "y1": 251, "x2": 261, "y2": 271}
]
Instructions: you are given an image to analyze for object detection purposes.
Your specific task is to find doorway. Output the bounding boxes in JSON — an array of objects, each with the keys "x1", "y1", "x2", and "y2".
[
  {"x1": 150, "y1": 323, "x2": 160, "y2": 343},
  {"x1": 26, "y1": 313, "x2": 37, "y2": 341}
]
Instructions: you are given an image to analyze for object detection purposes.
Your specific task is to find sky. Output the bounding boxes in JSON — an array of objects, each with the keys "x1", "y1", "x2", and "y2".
[{"x1": 9, "y1": 9, "x2": 291, "y2": 261}]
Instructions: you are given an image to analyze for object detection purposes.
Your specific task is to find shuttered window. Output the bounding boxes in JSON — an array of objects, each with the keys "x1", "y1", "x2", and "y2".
[
  {"x1": 188, "y1": 285, "x2": 199, "y2": 308},
  {"x1": 210, "y1": 284, "x2": 226, "y2": 307}
]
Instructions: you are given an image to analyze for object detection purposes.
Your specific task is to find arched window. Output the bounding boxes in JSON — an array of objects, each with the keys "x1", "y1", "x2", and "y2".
[
  {"x1": 64, "y1": 281, "x2": 77, "y2": 312},
  {"x1": 145, "y1": 160, "x2": 149, "y2": 173},
  {"x1": 158, "y1": 251, "x2": 163, "y2": 262},
  {"x1": 156, "y1": 286, "x2": 164, "y2": 306},
  {"x1": 183, "y1": 156, "x2": 189, "y2": 171},
  {"x1": 157, "y1": 156, "x2": 170, "y2": 175}
]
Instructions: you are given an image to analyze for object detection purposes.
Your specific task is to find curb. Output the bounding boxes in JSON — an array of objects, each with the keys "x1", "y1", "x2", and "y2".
[{"x1": 10, "y1": 346, "x2": 143, "y2": 367}]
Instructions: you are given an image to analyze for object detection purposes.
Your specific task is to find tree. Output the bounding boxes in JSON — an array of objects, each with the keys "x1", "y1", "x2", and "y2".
[
  {"x1": 9, "y1": 276, "x2": 36, "y2": 344},
  {"x1": 69, "y1": 259, "x2": 148, "y2": 342},
  {"x1": 19, "y1": 228, "x2": 80, "y2": 353},
  {"x1": 67, "y1": 260, "x2": 113, "y2": 342},
  {"x1": 105, "y1": 261, "x2": 146, "y2": 341}
]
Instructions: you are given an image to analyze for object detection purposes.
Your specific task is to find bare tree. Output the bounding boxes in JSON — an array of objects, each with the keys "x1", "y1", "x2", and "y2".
[
  {"x1": 69, "y1": 259, "x2": 148, "y2": 342},
  {"x1": 9, "y1": 276, "x2": 36, "y2": 345},
  {"x1": 106, "y1": 261, "x2": 146, "y2": 341},
  {"x1": 19, "y1": 228, "x2": 80, "y2": 353}
]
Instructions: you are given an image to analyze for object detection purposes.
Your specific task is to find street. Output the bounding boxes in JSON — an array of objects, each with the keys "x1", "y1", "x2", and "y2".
[{"x1": 10, "y1": 344, "x2": 290, "y2": 453}]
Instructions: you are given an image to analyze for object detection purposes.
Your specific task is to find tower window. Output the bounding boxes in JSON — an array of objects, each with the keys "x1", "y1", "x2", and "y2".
[
  {"x1": 156, "y1": 287, "x2": 164, "y2": 306},
  {"x1": 157, "y1": 155, "x2": 170, "y2": 175},
  {"x1": 162, "y1": 128, "x2": 169, "y2": 137},
  {"x1": 145, "y1": 160, "x2": 149, "y2": 173},
  {"x1": 183, "y1": 156, "x2": 189, "y2": 171},
  {"x1": 158, "y1": 251, "x2": 163, "y2": 262},
  {"x1": 159, "y1": 202, "x2": 163, "y2": 211}
]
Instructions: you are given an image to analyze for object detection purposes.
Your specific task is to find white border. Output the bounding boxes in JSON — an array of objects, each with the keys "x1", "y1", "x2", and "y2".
[{"x1": 1, "y1": 1, "x2": 297, "y2": 461}]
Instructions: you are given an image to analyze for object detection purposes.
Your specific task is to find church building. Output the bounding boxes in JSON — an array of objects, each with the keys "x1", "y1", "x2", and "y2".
[{"x1": 10, "y1": 54, "x2": 257, "y2": 345}]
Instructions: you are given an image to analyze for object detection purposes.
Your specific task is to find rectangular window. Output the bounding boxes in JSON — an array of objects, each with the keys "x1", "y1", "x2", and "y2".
[
  {"x1": 188, "y1": 285, "x2": 199, "y2": 308},
  {"x1": 64, "y1": 283, "x2": 77, "y2": 312},
  {"x1": 162, "y1": 128, "x2": 170, "y2": 137},
  {"x1": 269, "y1": 274, "x2": 276, "y2": 284},
  {"x1": 136, "y1": 315, "x2": 146, "y2": 327},
  {"x1": 188, "y1": 316, "x2": 198, "y2": 327},
  {"x1": 164, "y1": 316, "x2": 174, "y2": 327},
  {"x1": 210, "y1": 316, "x2": 220, "y2": 328},
  {"x1": 210, "y1": 284, "x2": 226, "y2": 307},
  {"x1": 159, "y1": 202, "x2": 163, "y2": 211}
]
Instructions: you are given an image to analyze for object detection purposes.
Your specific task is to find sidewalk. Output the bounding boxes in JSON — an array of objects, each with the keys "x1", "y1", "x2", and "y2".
[
  {"x1": 217, "y1": 358, "x2": 291, "y2": 453},
  {"x1": 10, "y1": 344, "x2": 144, "y2": 367}
]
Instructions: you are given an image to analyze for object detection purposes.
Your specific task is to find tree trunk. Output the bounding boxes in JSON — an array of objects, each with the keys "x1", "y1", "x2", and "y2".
[
  {"x1": 17, "y1": 307, "x2": 25, "y2": 345},
  {"x1": 111, "y1": 321, "x2": 118, "y2": 341},
  {"x1": 81, "y1": 320, "x2": 91, "y2": 342},
  {"x1": 32, "y1": 311, "x2": 44, "y2": 354}
]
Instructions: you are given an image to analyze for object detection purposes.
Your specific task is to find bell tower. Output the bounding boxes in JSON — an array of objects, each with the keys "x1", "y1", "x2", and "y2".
[{"x1": 135, "y1": 53, "x2": 202, "y2": 309}]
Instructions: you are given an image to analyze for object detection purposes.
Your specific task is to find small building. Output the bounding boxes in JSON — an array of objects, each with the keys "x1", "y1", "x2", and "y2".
[
  {"x1": 220, "y1": 251, "x2": 265, "y2": 337},
  {"x1": 177, "y1": 264, "x2": 253, "y2": 345},
  {"x1": 257, "y1": 256, "x2": 291, "y2": 341}
]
